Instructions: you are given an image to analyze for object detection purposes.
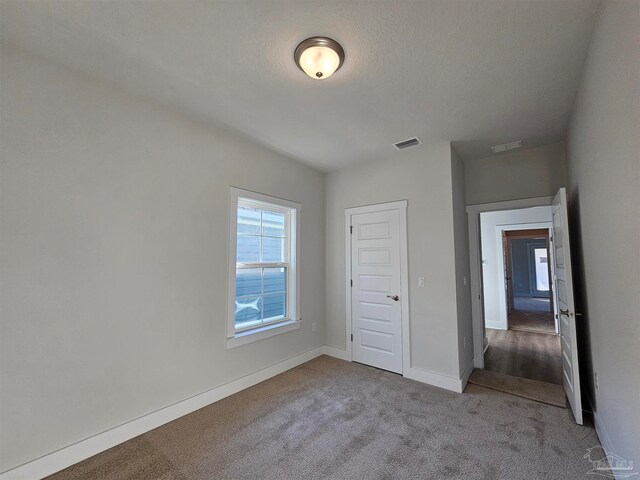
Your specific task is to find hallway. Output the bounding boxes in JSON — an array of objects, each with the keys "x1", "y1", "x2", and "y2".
[
  {"x1": 484, "y1": 328, "x2": 562, "y2": 385},
  {"x1": 513, "y1": 296, "x2": 550, "y2": 312},
  {"x1": 509, "y1": 309, "x2": 556, "y2": 334}
]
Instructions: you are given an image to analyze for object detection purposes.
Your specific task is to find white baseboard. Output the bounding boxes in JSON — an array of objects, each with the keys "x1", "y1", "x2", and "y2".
[
  {"x1": 322, "y1": 345, "x2": 349, "y2": 361},
  {"x1": 592, "y1": 409, "x2": 615, "y2": 454},
  {"x1": 321, "y1": 346, "x2": 470, "y2": 394},
  {"x1": 589, "y1": 398, "x2": 615, "y2": 455},
  {"x1": 459, "y1": 360, "x2": 475, "y2": 392},
  {"x1": 0, "y1": 347, "x2": 324, "y2": 480},
  {"x1": 588, "y1": 398, "x2": 634, "y2": 480},
  {"x1": 485, "y1": 322, "x2": 506, "y2": 330},
  {"x1": 404, "y1": 367, "x2": 466, "y2": 393}
]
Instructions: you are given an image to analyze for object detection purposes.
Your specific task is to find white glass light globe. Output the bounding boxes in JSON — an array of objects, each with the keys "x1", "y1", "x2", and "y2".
[{"x1": 298, "y1": 45, "x2": 341, "y2": 79}]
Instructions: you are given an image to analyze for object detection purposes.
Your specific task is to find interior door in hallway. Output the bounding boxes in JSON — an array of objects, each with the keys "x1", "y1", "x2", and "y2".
[
  {"x1": 350, "y1": 207, "x2": 403, "y2": 374},
  {"x1": 551, "y1": 187, "x2": 583, "y2": 424}
]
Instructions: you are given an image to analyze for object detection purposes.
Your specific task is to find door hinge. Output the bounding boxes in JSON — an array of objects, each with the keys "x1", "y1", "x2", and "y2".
[
  {"x1": 351, "y1": 334, "x2": 353, "y2": 342},
  {"x1": 550, "y1": 236, "x2": 553, "y2": 242},
  {"x1": 350, "y1": 225, "x2": 353, "y2": 234},
  {"x1": 350, "y1": 279, "x2": 353, "y2": 287}
]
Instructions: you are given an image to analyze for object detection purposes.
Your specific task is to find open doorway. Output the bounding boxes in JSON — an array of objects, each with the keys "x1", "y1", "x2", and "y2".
[
  {"x1": 503, "y1": 228, "x2": 556, "y2": 335},
  {"x1": 467, "y1": 191, "x2": 583, "y2": 423},
  {"x1": 478, "y1": 207, "x2": 562, "y2": 386}
]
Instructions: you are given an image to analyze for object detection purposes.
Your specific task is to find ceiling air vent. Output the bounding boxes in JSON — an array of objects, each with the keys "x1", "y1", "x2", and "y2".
[
  {"x1": 393, "y1": 137, "x2": 422, "y2": 151},
  {"x1": 490, "y1": 140, "x2": 522, "y2": 154}
]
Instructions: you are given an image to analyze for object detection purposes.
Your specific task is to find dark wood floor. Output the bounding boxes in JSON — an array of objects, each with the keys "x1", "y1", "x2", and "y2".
[
  {"x1": 509, "y1": 309, "x2": 556, "y2": 334},
  {"x1": 484, "y1": 328, "x2": 562, "y2": 385}
]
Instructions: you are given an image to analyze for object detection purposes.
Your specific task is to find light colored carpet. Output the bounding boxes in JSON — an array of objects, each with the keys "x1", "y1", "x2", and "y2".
[
  {"x1": 46, "y1": 356, "x2": 601, "y2": 480},
  {"x1": 468, "y1": 369, "x2": 567, "y2": 408}
]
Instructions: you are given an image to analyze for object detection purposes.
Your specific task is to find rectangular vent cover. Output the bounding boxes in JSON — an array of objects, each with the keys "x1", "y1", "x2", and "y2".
[
  {"x1": 393, "y1": 137, "x2": 422, "y2": 150},
  {"x1": 490, "y1": 140, "x2": 522, "y2": 154}
]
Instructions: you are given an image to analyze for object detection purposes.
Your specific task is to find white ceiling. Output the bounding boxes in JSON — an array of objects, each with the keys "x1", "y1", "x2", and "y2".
[{"x1": 0, "y1": 0, "x2": 600, "y2": 171}]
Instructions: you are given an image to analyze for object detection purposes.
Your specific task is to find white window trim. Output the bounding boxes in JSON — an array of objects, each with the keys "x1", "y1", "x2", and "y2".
[{"x1": 226, "y1": 187, "x2": 301, "y2": 348}]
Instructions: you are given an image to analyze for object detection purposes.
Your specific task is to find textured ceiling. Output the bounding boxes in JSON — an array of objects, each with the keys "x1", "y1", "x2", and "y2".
[{"x1": 0, "y1": 0, "x2": 600, "y2": 170}]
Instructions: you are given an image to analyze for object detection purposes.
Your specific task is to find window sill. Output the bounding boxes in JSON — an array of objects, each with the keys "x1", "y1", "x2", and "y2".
[{"x1": 226, "y1": 319, "x2": 301, "y2": 349}]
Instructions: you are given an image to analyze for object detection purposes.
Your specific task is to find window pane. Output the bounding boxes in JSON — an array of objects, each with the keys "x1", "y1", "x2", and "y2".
[
  {"x1": 263, "y1": 293, "x2": 286, "y2": 320},
  {"x1": 235, "y1": 295, "x2": 262, "y2": 328},
  {"x1": 237, "y1": 206, "x2": 261, "y2": 234},
  {"x1": 262, "y1": 236, "x2": 285, "y2": 262},
  {"x1": 534, "y1": 248, "x2": 549, "y2": 291},
  {"x1": 236, "y1": 268, "x2": 262, "y2": 297},
  {"x1": 237, "y1": 234, "x2": 260, "y2": 263},
  {"x1": 232, "y1": 196, "x2": 295, "y2": 333},
  {"x1": 263, "y1": 267, "x2": 286, "y2": 293},
  {"x1": 262, "y1": 210, "x2": 285, "y2": 237}
]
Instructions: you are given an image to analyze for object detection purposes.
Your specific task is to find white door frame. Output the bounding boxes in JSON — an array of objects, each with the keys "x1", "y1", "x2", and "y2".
[
  {"x1": 495, "y1": 222, "x2": 553, "y2": 331},
  {"x1": 345, "y1": 200, "x2": 410, "y2": 374},
  {"x1": 467, "y1": 196, "x2": 553, "y2": 368}
]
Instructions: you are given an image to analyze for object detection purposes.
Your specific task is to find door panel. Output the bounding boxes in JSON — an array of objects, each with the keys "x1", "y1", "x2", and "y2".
[
  {"x1": 359, "y1": 248, "x2": 391, "y2": 265},
  {"x1": 551, "y1": 187, "x2": 583, "y2": 424},
  {"x1": 358, "y1": 221, "x2": 391, "y2": 238},
  {"x1": 359, "y1": 274, "x2": 392, "y2": 292},
  {"x1": 503, "y1": 232, "x2": 513, "y2": 315},
  {"x1": 360, "y1": 329, "x2": 394, "y2": 352},
  {"x1": 360, "y1": 302, "x2": 392, "y2": 322},
  {"x1": 351, "y1": 209, "x2": 403, "y2": 374}
]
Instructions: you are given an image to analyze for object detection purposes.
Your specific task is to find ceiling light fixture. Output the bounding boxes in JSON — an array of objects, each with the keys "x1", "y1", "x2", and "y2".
[{"x1": 294, "y1": 36, "x2": 345, "y2": 80}]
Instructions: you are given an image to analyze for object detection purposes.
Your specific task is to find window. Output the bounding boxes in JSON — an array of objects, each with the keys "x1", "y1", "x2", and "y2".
[
  {"x1": 533, "y1": 247, "x2": 549, "y2": 291},
  {"x1": 227, "y1": 188, "x2": 300, "y2": 347}
]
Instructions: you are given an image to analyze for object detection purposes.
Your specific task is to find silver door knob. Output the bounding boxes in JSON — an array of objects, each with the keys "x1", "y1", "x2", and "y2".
[{"x1": 386, "y1": 295, "x2": 399, "y2": 301}]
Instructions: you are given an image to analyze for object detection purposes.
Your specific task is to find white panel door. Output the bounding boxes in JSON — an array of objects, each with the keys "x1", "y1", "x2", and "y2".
[
  {"x1": 551, "y1": 187, "x2": 583, "y2": 425},
  {"x1": 351, "y1": 209, "x2": 403, "y2": 373}
]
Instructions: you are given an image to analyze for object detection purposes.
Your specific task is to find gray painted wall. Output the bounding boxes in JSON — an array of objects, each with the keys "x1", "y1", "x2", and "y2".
[
  {"x1": 511, "y1": 239, "x2": 531, "y2": 295},
  {"x1": 511, "y1": 238, "x2": 546, "y2": 296},
  {"x1": 566, "y1": 0, "x2": 640, "y2": 462},
  {"x1": 0, "y1": 44, "x2": 325, "y2": 472},
  {"x1": 451, "y1": 147, "x2": 473, "y2": 376},
  {"x1": 3, "y1": 0, "x2": 638, "y2": 470},
  {"x1": 465, "y1": 142, "x2": 568, "y2": 205},
  {"x1": 324, "y1": 143, "x2": 464, "y2": 379}
]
